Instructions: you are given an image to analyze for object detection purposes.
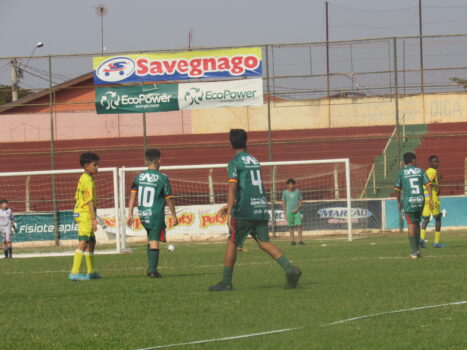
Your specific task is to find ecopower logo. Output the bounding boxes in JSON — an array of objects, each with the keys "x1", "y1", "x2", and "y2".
[{"x1": 99, "y1": 88, "x2": 176, "y2": 111}]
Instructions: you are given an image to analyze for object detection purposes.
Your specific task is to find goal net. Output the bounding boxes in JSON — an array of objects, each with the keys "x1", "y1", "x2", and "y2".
[
  {"x1": 0, "y1": 168, "x2": 122, "y2": 256},
  {"x1": 119, "y1": 158, "x2": 370, "y2": 245}
]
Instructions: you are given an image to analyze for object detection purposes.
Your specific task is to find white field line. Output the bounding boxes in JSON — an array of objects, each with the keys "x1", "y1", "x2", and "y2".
[
  {"x1": 135, "y1": 328, "x2": 301, "y2": 350},
  {"x1": 134, "y1": 300, "x2": 467, "y2": 349}
]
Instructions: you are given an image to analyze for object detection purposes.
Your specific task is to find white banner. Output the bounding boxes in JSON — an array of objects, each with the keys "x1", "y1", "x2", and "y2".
[{"x1": 178, "y1": 78, "x2": 263, "y2": 110}]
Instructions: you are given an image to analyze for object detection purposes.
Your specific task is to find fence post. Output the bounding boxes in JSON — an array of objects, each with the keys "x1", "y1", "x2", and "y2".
[
  {"x1": 334, "y1": 164, "x2": 339, "y2": 199},
  {"x1": 208, "y1": 169, "x2": 215, "y2": 204},
  {"x1": 270, "y1": 165, "x2": 277, "y2": 237}
]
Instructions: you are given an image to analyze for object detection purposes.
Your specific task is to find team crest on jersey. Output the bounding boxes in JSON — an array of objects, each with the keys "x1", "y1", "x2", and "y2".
[
  {"x1": 139, "y1": 173, "x2": 159, "y2": 182},
  {"x1": 241, "y1": 155, "x2": 259, "y2": 165}
]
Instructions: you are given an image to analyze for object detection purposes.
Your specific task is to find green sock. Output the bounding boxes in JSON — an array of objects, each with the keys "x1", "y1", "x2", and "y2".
[
  {"x1": 408, "y1": 237, "x2": 418, "y2": 255},
  {"x1": 276, "y1": 255, "x2": 294, "y2": 273},
  {"x1": 152, "y1": 249, "x2": 159, "y2": 271},
  {"x1": 222, "y1": 266, "x2": 233, "y2": 284},
  {"x1": 415, "y1": 230, "x2": 421, "y2": 249}
]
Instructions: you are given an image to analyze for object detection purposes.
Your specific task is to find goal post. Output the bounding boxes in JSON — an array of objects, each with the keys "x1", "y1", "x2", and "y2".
[
  {"x1": 119, "y1": 158, "x2": 354, "y2": 243},
  {"x1": 0, "y1": 167, "x2": 123, "y2": 255}
]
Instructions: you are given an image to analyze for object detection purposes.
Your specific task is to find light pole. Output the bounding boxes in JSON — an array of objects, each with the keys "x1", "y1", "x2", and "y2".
[{"x1": 11, "y1": 42, "x2": 44, "y2": 102}]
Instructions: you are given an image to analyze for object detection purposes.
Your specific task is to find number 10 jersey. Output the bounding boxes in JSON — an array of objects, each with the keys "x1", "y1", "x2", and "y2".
[{"x1": 228, "y1": 151, "x2": 269, "y2": 221}]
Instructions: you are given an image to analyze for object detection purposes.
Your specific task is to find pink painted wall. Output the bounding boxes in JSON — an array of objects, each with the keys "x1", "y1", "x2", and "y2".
[{"x1": 0, "y1": 111, "x2": 192, "y2": 142}]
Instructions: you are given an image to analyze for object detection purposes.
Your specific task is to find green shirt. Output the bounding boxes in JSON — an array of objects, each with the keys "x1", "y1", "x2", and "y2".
[
  {"x1": 228, "y1": 151, "x2": 269, "y2": 221},
  {"x1": 131, "y1": 169, "x2": 173, "y2": 229},
  {"x1": 394, "y1": 165, "x2": 431, "y2": 212},
  {"x1": 282, "y1": 189, "x2": 303, "y2": 214}
]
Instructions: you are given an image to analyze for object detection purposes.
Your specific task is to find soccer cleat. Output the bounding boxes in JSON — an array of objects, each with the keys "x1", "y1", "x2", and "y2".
[
  {"x1": 410, "y1": 254, "x2": 419, "y2": 259},
  {"x1": 208, "y1": 281, "x2": 233, "y2": 292},
  {"x1": 147, "y1": 270, "x2": 162, "y2": 278},
  {"x1": 69, "y1": 273, "x2": 86, "y2": 281},
  {"x1": 298, "y1": 241, "x2": 305, "y2": 245},
  {"x1": 285, "y1": 267, "x2": 302, "y2": 289},
  {"x1": 238, "y1": 248, "x2": 248, "y2": 252},
  {"x1": 433, "y1": 243, "x2": 446, "y2": 248},
  {"x1": 419, "y1": 239, "x2": 427, "y2": 248},
  {"x1": 291, "y1": 241, "x2": 297, "y2": 246},
  {"x1": 85, "y1": 273, "x2": 103, "y2": 280}
]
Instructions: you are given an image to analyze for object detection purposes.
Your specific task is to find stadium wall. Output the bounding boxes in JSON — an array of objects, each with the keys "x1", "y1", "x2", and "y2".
[{"x1": 0, "y1": 92, "x2": 466, "y2": 143}]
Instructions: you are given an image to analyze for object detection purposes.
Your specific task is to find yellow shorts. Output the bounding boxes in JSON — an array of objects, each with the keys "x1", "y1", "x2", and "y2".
[
  {"x1": 422, "y1": 198, "x2": 441, "y2": 218},
  {"x1": 74, "y1": 212, "x2": 96, "y2": 242}
]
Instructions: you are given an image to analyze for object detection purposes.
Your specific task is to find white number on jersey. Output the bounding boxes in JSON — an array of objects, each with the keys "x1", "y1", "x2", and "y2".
[
  {"x1": 138, "y1": 186, "x2": 155, "y2": 207},
  {"x1": 250, "y1": 170, "x2": 263, "y2": 194},
  {"x1": 409, "y1": 178, "x2": 420, "y2": 195}
]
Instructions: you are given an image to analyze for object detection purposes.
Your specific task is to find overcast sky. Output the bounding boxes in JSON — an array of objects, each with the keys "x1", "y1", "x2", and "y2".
[{"x1": 1, "y1": 0, "x2": 467, "y2": 91}]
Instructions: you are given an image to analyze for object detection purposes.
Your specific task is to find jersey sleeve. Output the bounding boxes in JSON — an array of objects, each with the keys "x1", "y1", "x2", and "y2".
[
  {"x1": 422, "y1": 171, "x2": 431, "y2": 186},
  {"x1": 425, "y1": 168, "x2": 436, "y2": 182},
  {"x1": 227, "y1": 160, "x2": 239, "y2": 183},
  {"x1": 393, "y1": 172, "x2": 402, "y2": 191},
  {"x1": 163, "y1": 177, "x2": 174, "y2": 199}
]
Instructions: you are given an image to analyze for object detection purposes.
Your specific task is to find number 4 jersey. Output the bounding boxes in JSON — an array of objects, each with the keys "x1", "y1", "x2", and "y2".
[
  {"x1": 131, "y1": 169, "x2": 173, "y2": 229},
  {"x1": 394, "y1": 165, "x2": 431, "y2": 213},
  {"x1": 228, "y1": 151, "x2": 269, "y2": 221}
]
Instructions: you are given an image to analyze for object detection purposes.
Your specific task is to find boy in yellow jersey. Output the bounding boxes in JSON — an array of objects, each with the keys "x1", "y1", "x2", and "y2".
[
  {"x1": 420, "y1": 156, "x2": 445, "y2": 248},
  {"x1": 69, "y1": 152, "x2": 102, "y2": 281}
]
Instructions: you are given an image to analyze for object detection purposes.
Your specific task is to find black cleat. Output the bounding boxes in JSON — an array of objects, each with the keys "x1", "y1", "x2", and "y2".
[
  {"x1": 298, "y1": 241, "x2": 305, "y2": 245},
  {"x1": 285, "y1": 267, "x2": 302, "y2": 289},
  {"x1": 208, "y1": 281, "x2": 233, "y2": 292},
  {"x1": 291, "y1": 241, "x2": 297, "y2": 246},
  {"x1": 147, "y1": 270, "x2": 162, "y2": 278}
]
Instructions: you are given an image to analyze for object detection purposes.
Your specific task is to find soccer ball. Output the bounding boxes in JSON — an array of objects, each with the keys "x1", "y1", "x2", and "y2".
[{"x1": 168, "y1": 244, "x2": 175, "y2": 252}]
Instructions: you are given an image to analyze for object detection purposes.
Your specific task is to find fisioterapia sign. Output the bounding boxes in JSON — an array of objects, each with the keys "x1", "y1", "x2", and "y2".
[
  {"x1": 93, "y1": 47, "x2": 262, "y2": 84},
  {"x1": 95, "y1": 78, "x2": 263, "y2": 114}
]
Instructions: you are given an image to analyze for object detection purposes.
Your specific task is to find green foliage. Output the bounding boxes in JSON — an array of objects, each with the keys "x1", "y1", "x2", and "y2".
[
  {"x1": 0, "y1": 85, "x2": 31, "y2": 105},
  {"x1": 450, "y1": 77, "x2": 467, "y2": 90},
  {"x1": 1, "y1": 233, "x2": 466, "y2": 349}
]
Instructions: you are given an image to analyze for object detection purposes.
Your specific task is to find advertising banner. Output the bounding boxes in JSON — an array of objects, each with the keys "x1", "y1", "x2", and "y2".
[
  {"x1": 93, "y1": 48, "x2": 262, "y2": 84},
  {"x1": 95, "y1": 79, "x2": 263, "y2": 114},
  {"x1": 14, "y1": 211, "x2": 77, "y2": 242},
  {"x1": 385, "y1": 196, "x2": 467, "y2": 229}
]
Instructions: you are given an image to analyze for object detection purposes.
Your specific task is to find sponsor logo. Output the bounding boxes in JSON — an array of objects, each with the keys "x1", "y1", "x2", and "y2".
[
  {"x1": 184, "y1": 87, "x2": 203, "y2": 105},
  {"x1": 139, "y1": 173, "x2": 159, "y2": 182},
  {"x1": 404, "y1": 168, "x2": 421, "y2": 175},
  {"x1": 100, "y1": 91, "x2": 120, "y2": 110},
  {"x1": 318, "y1": 207, "x2": 372, "y2": 224},
  {"x1": 199, "y1": 211, "x2": 226, "y2": 229},
  {"x1": 166, "y1": 213, "x2": 195, "y2": 230},
  {"x1": 250, "y1": 197, "x2": 267, "y2": 206},
  {"x1": 18, "y1": 223, "x2": 78, "y2": 234},
  {"x1": 96, "y1": 57, "x2": 136, "y2": 83},
  {"x1": 408, "y1": 196, "x2": 424, "y2": 202},
  {"x1": 242, "y1": 156, "x2": 259, "y2": 165}
]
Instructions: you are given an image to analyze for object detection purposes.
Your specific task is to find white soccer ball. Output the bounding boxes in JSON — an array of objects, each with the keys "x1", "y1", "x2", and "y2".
[{"x1": 168, "y1": 244, "x2": 175, "y2": 252}]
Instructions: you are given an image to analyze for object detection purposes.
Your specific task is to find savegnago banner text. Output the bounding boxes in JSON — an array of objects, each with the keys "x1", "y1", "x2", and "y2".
[
  {"x1": 93, "y1": 47, "x2": 262, "y2": 84},
  {"x1": 95, "y1": 78, "x2": 263, "y2": 114}
]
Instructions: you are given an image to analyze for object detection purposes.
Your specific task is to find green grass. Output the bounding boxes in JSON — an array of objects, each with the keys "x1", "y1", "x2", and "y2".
[{"x1": 2, "y1": 232, "x2": 467, "y2": 350}]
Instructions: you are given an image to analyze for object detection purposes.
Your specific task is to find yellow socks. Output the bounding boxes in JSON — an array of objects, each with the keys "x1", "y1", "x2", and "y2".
[
  {"x1": 420, "y1": 229, "x2": 426, "y2": 240},
  {"x1": 71, "y1": 250, "x2": 84, "y2": 274},
  {"x1": 434, "y1": 231, "x2": 441, "y2": 244},
  {"x1": 84, "y1": 251, "x2": 95, "y2": 274}
]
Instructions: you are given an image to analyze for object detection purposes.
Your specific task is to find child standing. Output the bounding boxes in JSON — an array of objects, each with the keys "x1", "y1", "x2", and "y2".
[{"x1": 0, "y1": 199, "x2": 15, "y2": 258}]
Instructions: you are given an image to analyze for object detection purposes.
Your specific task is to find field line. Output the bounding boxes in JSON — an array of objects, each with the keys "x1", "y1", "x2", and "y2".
[
  {"x1": 135, "y1": 327, "x2": 300, "y2": 350},
  {"x1": 326, "y1": 300, "x2": 467, "y2": 326}
]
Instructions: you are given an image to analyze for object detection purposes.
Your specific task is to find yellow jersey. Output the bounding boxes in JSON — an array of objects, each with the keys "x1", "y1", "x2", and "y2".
[
  {"x1": 74, "y1": 173, "x2": 96, "y2": 215},
  {"x1": 423, "y1": 167, "x2": 439, "y2": 200}
]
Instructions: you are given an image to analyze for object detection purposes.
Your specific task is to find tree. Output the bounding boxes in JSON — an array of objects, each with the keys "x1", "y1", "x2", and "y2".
[
  {"x1": 450, "y1": 77, "x2": 467, "y2": 90},
  {"x1": 0, "y1": 85, "x2": 32, "y2": 105}
]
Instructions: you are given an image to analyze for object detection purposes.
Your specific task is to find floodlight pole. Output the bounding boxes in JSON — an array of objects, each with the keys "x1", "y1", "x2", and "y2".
[
  {"x1": 11, "y1": 58, "x2": 18, "y2": 101},
  {"x1": 49, "y1": 55, "x2": 59, "y2": 245}
]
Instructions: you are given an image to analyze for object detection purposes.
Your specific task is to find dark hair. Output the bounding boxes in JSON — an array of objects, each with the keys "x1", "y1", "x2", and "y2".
[
  {"x1": 0, "y1": 199, "x2": 8, "y2": 204},
  {"x1": 286, "y1": 178, "x2": 296, "y2": 185},
  {"x1": 428, "y1": 155, "x2": 438, "y2": 162},
  {"x1": 229, "y1": 129, "x2": 247, "y2": 149},
  {"x1": 145, "y1": 148, "x2": 161, "y2": 163},
  {"x1": 79, "y1": 152, "x2": 100, "y2": 167},
  {"x1": 403, "y1": 152, "x2": 416, "y2": 165}
]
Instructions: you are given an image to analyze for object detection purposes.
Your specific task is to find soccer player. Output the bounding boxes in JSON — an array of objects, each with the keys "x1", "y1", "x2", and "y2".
[
  {"x1": 127, "y1": 149, "x2": 178, "y2": 278},
  {"x1": 208, "y1": 129, "x2": 301, "y2": 291},
  {"x1": 420, "y1": 156, "x2": 445, "y2": 248},
  {"x1": 69, "y1": 152, "x2": 102, "y2": 281},
  {"x1": 281, "y1": 178, "x2": 304, "y2": 245},
  {"x1": 394, "y1": 152, "x2": 433, "y2": 259},
  {"x1": 0, "y1": 199, "x2": 15, "y2": 258}
]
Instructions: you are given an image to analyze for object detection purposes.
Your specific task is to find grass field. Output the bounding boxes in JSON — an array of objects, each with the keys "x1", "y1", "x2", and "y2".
[{"x1": 1, "y1": 232, "x2": 466, "y2": 350}]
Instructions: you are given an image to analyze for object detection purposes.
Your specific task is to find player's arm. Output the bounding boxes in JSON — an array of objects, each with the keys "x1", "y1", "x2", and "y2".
[
  {"x1": 10, "y1": 212, "x2": 16, "y2": 233},
  {"x1": 88, "y1": 200, "x2": 97, "y2": 231},
  {"x1": 293, "y1": 190, "x2": 303, "y2": 213},
  {"x1": 226, "y1": 180, "x2": 237, "y2": 233},
  {"x1": 394, "y1": 173, "x2": 402, "y2": 210},
  {"x1": 82, "y1": 179, "x2": 97, "y2": 231},
  {"x1": 164, "y1": 178, "x2": 178, "y2": 226},
  {"x1": 424, "y1": 172, "x2": 434, "y2": 210},
  {"x1": 127, "y1": 188, "x2": 137, "y2": 227}
]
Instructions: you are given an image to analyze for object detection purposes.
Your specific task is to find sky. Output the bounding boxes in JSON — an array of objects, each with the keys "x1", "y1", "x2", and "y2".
[{"x1": 1, "y1": 0, "x2": 467, "y2": 91}]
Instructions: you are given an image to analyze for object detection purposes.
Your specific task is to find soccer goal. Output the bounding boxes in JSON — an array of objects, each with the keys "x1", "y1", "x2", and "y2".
[
  {"x1": 119, "y1": 158, "x2": 356, "y2": 243},
  {"x1": 0, "y1": 167, "x2": 124, "y2": 256}
]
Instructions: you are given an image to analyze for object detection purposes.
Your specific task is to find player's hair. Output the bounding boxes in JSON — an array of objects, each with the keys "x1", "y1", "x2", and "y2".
[
  {"x1": 80, "y1": 152, "x2": 100, "y2": 167},
  {"x1": 403, "y1": 152, "x2": 416, "y2": 165},
  {"x1": 286, "y1": 178, "x2": 296, "y2": 185},
  {"x1": 0, "y1": 199, "x2": 8, "y2": 204},
  {"x1": 428, "y1": 155, "x2": 438, "y2": 162},
  {"x1": 229, "y1": 129, "x2": 247, "y2": 149},
  {"x1": 145, "y1": 148, "x2": 161, "y2": 164}
]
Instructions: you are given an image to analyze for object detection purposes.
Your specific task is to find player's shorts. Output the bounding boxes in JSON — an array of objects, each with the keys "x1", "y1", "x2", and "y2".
[
  {"x1": 74, "y1": 212, "x2": 96, "y2": 242},
  {"x1": 0, "y1": 228, "x2": 12, "y2": 241},
  {"x1": 287, "y1": 211, "x2": 302, "y2": 227},
  {"x1": 422, "y1": 198, "x2": 441, "y2": 219},
  {"x1": 405, "y1": 208, "x2": 423, "y2": 224},
  {"x1": 144, "y1": 225, "x2": 166, "y2": 242},
  {"x1": 228, "y1": 218, "x2": 270, "y2": 245}
]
